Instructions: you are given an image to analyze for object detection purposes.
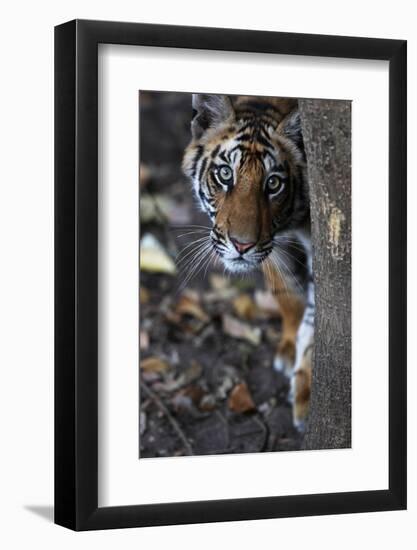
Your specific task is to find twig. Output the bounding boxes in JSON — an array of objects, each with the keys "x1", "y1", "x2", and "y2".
[{"x1": 140, "y1": 379, "x2": 194, "y2": 456}]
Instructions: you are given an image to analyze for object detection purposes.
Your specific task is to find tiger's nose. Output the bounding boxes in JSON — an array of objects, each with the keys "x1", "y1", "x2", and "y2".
[{"x1": 230, "y1": 237, "x2": 256, "y2": 254}]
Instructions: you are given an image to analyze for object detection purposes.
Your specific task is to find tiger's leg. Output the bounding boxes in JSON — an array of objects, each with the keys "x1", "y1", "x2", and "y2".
[
  {"x1": 290, "y1": 334, "x2": 313, "y2": 431},
  {"x1": 290, "y1": 280, "x2": 314, "y2": 431},
  {"x1": 264, "y1": 267, "x2": 305, "y2": 378}
]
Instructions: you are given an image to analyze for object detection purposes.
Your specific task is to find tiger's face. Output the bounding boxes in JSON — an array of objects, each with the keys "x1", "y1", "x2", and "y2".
[{"x1": 183, "y1": 94, "x2": 309, "y2": 273}]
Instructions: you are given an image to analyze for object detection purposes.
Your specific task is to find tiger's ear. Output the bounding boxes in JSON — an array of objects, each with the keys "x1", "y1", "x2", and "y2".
[
  {"x1": 278, "y1": 109, "x2": 303, "y2": 149},
  {"x1": 191, "y1": 94, "x2": 234, "y2": 139}
]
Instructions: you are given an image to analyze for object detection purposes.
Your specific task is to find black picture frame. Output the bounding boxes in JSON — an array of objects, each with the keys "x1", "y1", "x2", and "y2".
[{"x1": 55, "y1": 19, "x2": 407, "y2": 531}]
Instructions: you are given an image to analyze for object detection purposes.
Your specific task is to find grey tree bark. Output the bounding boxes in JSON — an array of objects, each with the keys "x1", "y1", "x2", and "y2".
[{"x1": 299, "y1": 99, "x2": 352, "y2": 450}]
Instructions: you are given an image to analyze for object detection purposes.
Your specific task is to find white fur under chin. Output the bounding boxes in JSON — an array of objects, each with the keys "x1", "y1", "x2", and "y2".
[{"x1": 220, "y1": 256, "x2": 259, "y2": 274}]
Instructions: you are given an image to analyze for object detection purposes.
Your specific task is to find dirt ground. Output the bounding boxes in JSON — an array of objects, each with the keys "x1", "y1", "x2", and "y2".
[{"x1": 139, "y1": 91, "x2": 302, "y2": 458}]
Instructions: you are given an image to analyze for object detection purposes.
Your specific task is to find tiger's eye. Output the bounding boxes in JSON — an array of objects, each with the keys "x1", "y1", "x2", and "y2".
[
  {"x1": 266, "y1": 174, "x2": 283, "y2": 194},
  {"x1": 217, "y1": 165, "x2": 233, "y2": 185}
]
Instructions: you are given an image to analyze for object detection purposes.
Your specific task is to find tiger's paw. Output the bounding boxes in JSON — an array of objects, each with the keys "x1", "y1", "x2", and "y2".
[
  {"x1": 290, "y1": 353, "x2": 312, "y2": 433},
  {"x1": 273, "y1": 355, "x2": 293, "y2": 378},
  {"x1": 273, "y1": 338, "x2": 296, "y2": 378}
]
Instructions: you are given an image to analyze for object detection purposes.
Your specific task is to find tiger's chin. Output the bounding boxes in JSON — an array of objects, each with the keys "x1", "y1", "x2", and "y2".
[{"x1": 219, "y1": 255, "x2": 262, "y2": 274}]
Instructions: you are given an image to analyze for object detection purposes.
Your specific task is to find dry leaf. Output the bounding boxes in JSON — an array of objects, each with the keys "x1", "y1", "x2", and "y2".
[
  {"x1": 215, "y1": 365, "x2": 240, "y2": 400},
  {"x1": 183, "y1": 384, "x2": 205, "y2": 404},
  {"x1": 175, "y1": 293, "x2": 209, "y2": 323},
  {"x1": 182, "y1": 360, "x2": 203, "y2": 384},
  {"x1": 140, "y1": 286, "x2": 150, "y2": 304},
  {"x1": 204, "y1": 287, "x2": 238, "y2": 303},
  {"x1": 154, "y1": 360, "x2": 203, "y2": 392},
  {"x1": 139, "y1": 330, "x2": 150, "y2": 350},
  {"x1": 228, "y1": 382, "x2": 256, "y2": 413},
  {"x1": 140, "y1": 356, "x2": 170, "y2": 373},
  {"x1": 171, "y1": 393, "x2": 194, "y2": 413},
  {"x1": 140, "y1": 234, "x2": 176, "y2": 275},
  {"x1": 140, "y1": 194, "x2": 191, "y2": 225},
  {"x1": 139, "y1": 163, "x2": 151, "y2": 187},
  {"x1": 222, "y1": 314, "x2": 261, "y2": 346},
  {"x1": 209, "y1": 274, "x2": 230, "y2": 291},
  {"x1": 215, "y1": 376, "x2": 234, "y2": 401},
  {"x1": 166, "y1": 291, "x2": 210, "y2": 336},
  {"x1": 254, "y1": 290, "x2": 280, "y2": 317},
  {"x1": 140, "y1": 194, "x2": 170, "y2": 223},
  {"x1": 232, "y1": 294, "x2": 258, "y2": 321},
  {"x1": 172, "y1": 384, "x2": 205, "y2": 413},
  {"x1": 141, "y1": 370, "x2": 161, "y2": 383},
  {"x1": 199, "y1": 394, "x2": 217, "y2": 412}
]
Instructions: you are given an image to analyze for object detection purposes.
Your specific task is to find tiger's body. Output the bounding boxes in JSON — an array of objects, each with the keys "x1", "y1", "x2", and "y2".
[{"x1": 182, "y1": 94, "x2": 314, "y2": 431}]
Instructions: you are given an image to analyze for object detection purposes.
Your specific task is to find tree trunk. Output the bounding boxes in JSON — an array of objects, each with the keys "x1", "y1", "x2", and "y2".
[{"x1": 299, "y1": 99, "x2": 352, "y2": 450}]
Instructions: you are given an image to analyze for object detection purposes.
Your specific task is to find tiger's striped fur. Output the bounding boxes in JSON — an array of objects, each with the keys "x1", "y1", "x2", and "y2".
[{"x1": 182, "y1": 94, "x2": 314, "y2": 431}]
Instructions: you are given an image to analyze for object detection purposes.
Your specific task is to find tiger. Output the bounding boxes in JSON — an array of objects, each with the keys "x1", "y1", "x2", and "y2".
[{"x1": 182, "y1": 94, "x2": 314, "y2": 431}]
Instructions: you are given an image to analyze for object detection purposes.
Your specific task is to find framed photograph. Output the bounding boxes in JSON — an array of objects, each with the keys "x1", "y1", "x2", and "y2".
[{"x1": 55, "y1": 19, "x2": 406, "y2": 530}]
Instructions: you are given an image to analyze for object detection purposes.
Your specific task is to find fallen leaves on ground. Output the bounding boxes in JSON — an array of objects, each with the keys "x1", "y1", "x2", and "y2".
[
  {"x1": 139, "y1": 330, "x2": 150, "y2": 350},
  {"x1": 228, "y1": 382, "x2": 256, "y2": 413},
  {"x1": 215, "y1": 365, "x2": 241, "y2": 400},
  {"x1": 140, "y1": 356, "x2": 170, "y2": 374},
  {"x1": 171, "y1": 384, "x2": 207, "y2": 415},
  {"x1": 175, "y1": 292, "x2": 209, "y2": 323},
  {"x1": 198, "y1": 393, "x2": 217, "y2": 412},
  {"x1": 254, "y1": 289, "x2": 281, "y2": 317},
  {"x1": 165, "y1": 291, "x2": 210, "y2": 335},
  {"x1": 222, "y1": 314, "x2": 262, "y2": 346},
  {"x1": 139, "y1": 163, "x2": 151, "y2": 187},
  {"x1": 140, "y1": 286, "x2": 150, "y2": 304},
  {"x1": 232, "y1": 294, "x2": 258, "y2": 321},
  {"x1": 153, "y1": 360, "x2": 203, "y2": 393},
  {"x1": 203, "y1": 274, "x2": 238, "y2": 302},
  {"x1": 209, "y1": 274, "x2": 230, "y2": 290},
  {"x1": 140, "y1": 193, "x2": 191, "y2": 225},
  {"x1": 140, "y1": 233, "x2": 177, "y2": 275},
  {"x1": 140, "y1": 194, "x2": 168, "y2": 223}
]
